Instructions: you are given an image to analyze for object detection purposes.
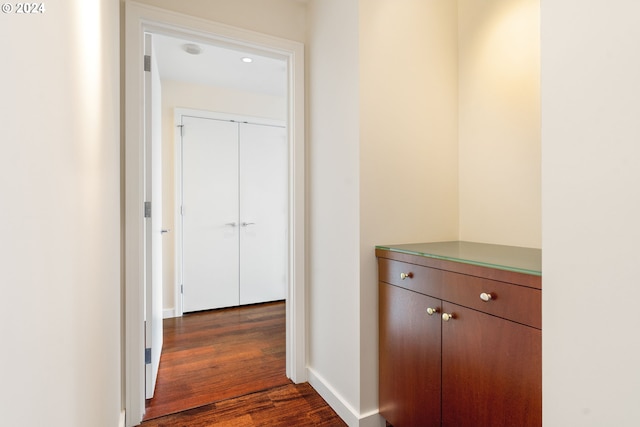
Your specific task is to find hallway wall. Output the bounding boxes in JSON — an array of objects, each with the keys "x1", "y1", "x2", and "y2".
[
  {"x1": 358, "y1": 0, "x2": 459, "y2": 420},
  {"x1": 0, "y1": 1, "x2": 122, "y2": 426},
  {"x1": 542, "y1": 1, "x2": 640, "y2": 425},
  {"x1": 306, "y1": 0, "x2": 362, "y2": 421},
  {"x1": 134, "y1": 0, "x2": 306, "y2": 42},
  {"x1": 458, "y1": 0, "x2": 541, "y2": 248}
]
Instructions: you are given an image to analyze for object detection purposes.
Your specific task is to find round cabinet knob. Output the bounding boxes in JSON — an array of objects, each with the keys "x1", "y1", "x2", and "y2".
[
  {"x1": 442, "y1": 313, "x2": 454, "y2": 322},
  {"x1": 400, "y1": 272, "x2": 413, "y2": 280},
  {"x1": 426, "y1": 307, "x2": 439, "y2": 316},
  {"x1": 480, "y1": 292, "x2": 493, "y2": 302}
]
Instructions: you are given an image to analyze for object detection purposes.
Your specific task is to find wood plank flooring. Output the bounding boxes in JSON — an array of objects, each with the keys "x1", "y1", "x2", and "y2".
[
  {"x1": 141, "y1": 301, "x2": 346, "y2": 426},
  {"x1": 140, "y1": 382, "x2": 345, "y2": 427}
]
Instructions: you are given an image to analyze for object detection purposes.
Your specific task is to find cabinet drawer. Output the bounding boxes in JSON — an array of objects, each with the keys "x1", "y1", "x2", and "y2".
[
  {"x1": 378, "y1": 258, "x2": 444, "y2": 297},
  {"x1": 440, "y1": 272, "x2": 541, "y2": 329},
  {"x1": 379, "y1": 258, "x2": 541, "y2": 329}
]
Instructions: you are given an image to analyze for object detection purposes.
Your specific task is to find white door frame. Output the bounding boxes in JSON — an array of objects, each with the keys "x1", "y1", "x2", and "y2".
[{"x1": 124, "y1": 2, "x2": 306, "y2": 426}]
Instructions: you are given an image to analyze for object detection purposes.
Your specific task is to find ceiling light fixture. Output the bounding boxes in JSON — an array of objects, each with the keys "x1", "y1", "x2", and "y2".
[
  {"x1": 183, "y1": 43, "x2": 203, "y2": 55},
  {"x1": 241, "y1": 57, "x2": 253, "y2": 63}
]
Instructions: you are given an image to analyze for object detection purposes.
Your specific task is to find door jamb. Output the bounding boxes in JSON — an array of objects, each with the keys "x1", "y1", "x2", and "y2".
[{"x1": 124, "y1": 3, "x2": 306, "y2": 426}]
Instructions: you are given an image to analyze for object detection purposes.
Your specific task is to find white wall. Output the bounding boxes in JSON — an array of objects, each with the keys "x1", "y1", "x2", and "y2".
[
  {"x1": 0, "y1": 1, "x2": 122, "y2": 426},
  {"x1": 458, "y1": 0, "x2": 541, "y2": 248},
  {"x1": 134, "y1": 0, "x2": 307, "y2": 42},
  {"x1": 306, "y1": 0, "x2": 362, "y2": 422},
  {"x1": 160, "y1": 79, "x2": 286, "y2": 314},
  {"x1": 542, "y1": 2, "x2": 640, "y2": 425},
  {"x1": 359, "y1": 0, "x2": 459, "y2": 420},
  {"x1": 308, "y1": 1, "x2": 458, "y2": 425}
]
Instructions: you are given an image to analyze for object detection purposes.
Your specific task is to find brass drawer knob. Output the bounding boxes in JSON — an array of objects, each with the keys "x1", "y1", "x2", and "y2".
[
  {"x1": 480, "y1": 292, "x2": 493, "y2": 302},
  {"x1": 400, "y1": 272, "x2": 413, "y2": 280},
  {"x1": 442, "y1": 313, "x2": 454, "y2": 322},
  {"x1": 426, "y1": 307, "x2": 439, "y2": 316}
]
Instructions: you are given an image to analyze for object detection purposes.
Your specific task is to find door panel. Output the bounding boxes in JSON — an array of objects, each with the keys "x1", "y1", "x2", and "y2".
[
  {"x1": 239, "y1": 123, "x2": 288, "y2": 305},
  {"x1": 441, "y1": 302, "x2": 542, "y2": 427},
  {"x1": 144, "y1": 33, "x2": 163, "y2": 400},
  {"x1": 379, "y1": 283, "x2": 442, "y2": 427},
  {"x1": 182, "y1": 116, "x2": 239, "y2": 312}
]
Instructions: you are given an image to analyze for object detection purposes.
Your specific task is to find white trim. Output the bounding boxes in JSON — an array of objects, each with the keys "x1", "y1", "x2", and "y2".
[
  {"x1": 162, "y1": 308, "x2": 176, "y2": 319},
  {"x1": 358, "y1": 411, "x2": 386, "y2": 427},
  {"x1": 177, "y1": 108, "x2": 285, "y2": 127},
  {"x1": 307, "y1": 368, "x2": 385, "y2": 427},
  {"x1": 119, "y1": 411, "x2": 126, "y2": 427},
  {"x1": 124, "y1": 3, "x2": 146, "y2": 424},
  {"x1": 125, "y1": 2, "x2": 306, "y2": 426},
  {"x1": 173, "y1": 117, "x2": 183, "y2": 318}
]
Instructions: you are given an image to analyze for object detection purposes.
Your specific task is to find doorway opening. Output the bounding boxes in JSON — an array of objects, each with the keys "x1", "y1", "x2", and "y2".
[
  {"x1": 124, "y1": 4, "x2": 306, "y2": 427},
  {"x1": 153, "y1": 31, "x2": 290, "y2": 318}
]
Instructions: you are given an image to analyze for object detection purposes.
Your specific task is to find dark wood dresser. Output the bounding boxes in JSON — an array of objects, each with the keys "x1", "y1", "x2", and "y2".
[{"x1": 376, "y1": 241, "x2": 541, "y2": 427}]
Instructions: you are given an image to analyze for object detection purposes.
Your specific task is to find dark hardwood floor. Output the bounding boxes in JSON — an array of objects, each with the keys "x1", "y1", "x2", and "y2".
[
  {"x1": 140, "y1": 382, "x2": 345, "y2": 427},
  {"x1": 141, "y1": 301, "x2": 346, "y2": 426}
]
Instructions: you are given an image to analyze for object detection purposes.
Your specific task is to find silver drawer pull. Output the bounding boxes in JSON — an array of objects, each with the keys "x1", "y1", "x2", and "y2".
[
  {"x1": 480, "y1": 292, "x2": 493, "y2": 302},
  {"x1": 442, "y1": 313, "x2": 454, "y2": 322},
  {"x1": 400, "y1": 272, "x2": 413, "y2": 280},
  {"x1": 426, "y1": 307, "x2": 439, "y2": 316}
]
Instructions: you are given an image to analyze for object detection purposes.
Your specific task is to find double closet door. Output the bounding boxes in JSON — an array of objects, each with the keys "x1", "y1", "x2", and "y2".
[{"x1": 181, "y1": 115, "x2": 287, "y2": 313}]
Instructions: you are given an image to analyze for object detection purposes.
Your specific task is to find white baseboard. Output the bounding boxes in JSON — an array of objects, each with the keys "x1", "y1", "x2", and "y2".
[
  {"x1": 119, "y1": 410, "x2": 125, "y2": 427},
  {"x1": 307, "y1": 368, "x2": 385, "y2": 427},
  {"x1": 163, "y1": 308, "x2": 176, "y2": 319},
  {"x1": 359, "y1": 410, "x2": 386, "y2": 427}
]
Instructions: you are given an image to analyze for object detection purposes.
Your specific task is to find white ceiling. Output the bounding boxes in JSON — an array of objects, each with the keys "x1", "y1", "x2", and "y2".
[{"x1": 153, "y1": 33, "x2": 287, "y2": 97}]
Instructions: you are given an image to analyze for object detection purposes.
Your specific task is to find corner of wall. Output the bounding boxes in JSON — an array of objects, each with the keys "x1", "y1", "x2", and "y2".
[{"x1": 307, "y1": 368, "x2": 385, "y2": 427}]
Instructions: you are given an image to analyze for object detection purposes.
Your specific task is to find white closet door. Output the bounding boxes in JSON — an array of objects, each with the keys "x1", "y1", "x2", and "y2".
[
  {"x1": 239, "y1": 123, "x2": 288, "y2": 305},
  {"x1": 182, "y1": 116, "x2": 239, "y2": 312}
]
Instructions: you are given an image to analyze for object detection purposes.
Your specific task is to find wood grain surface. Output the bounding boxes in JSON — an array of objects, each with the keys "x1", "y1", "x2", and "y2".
[{"x1": 144, "y1": 302, "x2": 288, "y2": 420}]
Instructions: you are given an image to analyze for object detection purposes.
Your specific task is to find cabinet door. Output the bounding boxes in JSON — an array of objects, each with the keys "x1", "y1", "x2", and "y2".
[
  {"x1": 441, "y1": 302, "x2": 541, "y2": 427},
  {"x1": 379, "y1": 283, "x2": 441, "y2": 427}
]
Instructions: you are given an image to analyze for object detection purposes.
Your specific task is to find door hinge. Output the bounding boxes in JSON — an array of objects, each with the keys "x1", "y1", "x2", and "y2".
[
  {"x1": 180, "y1": 205, "x2": 184, "y2": 216},
  {"x1": 181, "y1": 284, "x2": 184, "y2": 294},
  {"x1": 144, "y1": 55, "x2": 151, "y2": 72},
  {"x1": 178, "y1": 124, "x2": 184, "y2": 137},
  {"x1": 145, "y1": 348, "x2": 151, "y2": 364},
  {"x1": 144, "y1": 201, "x2": 151, "y2": 218}
]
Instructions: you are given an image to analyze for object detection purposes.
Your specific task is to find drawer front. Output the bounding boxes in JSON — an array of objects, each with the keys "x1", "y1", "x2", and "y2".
[
  {"x1": 378, "y1": 258, "x2": 444, "y2": 298},
  {"x1": 440, "y1": 271, "x2": 541, "y2": 329},
  {"x1": 378, "y1": 258, "x2": 541, "y2": 329}
]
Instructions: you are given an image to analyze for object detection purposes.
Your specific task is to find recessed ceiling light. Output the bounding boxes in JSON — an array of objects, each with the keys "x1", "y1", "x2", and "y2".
[
  {"x1": 182, "y1": 43, "x2": 202, "y2": 55},
  {"x1": 241, "y1": 57, "x2": 253, "y2": 63}
]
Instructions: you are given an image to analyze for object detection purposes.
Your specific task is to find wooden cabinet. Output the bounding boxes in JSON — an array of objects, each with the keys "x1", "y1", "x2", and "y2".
[{"x1": 377, "y1": 242, "x2": 541, "y2": 427}]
